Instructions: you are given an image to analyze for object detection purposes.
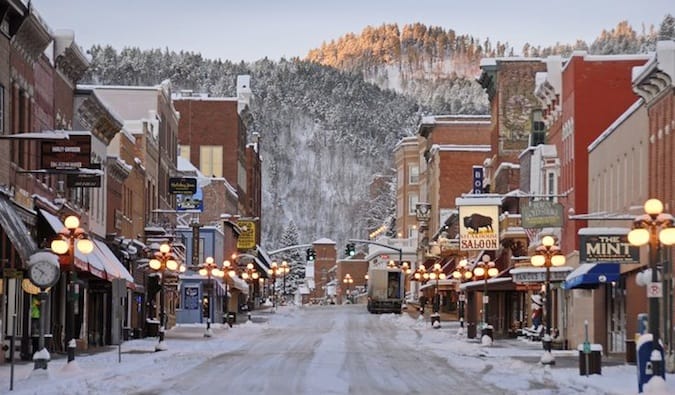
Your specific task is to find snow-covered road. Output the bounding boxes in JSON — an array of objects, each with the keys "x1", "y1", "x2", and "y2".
[{"x1": 129, "y1": 305, "x2": 502, "y2": 394}]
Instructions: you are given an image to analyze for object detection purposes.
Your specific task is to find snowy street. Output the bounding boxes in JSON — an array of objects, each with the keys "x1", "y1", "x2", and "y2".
[{"x1": 2, "y1": 304, "x2": 675, "y2": 394}]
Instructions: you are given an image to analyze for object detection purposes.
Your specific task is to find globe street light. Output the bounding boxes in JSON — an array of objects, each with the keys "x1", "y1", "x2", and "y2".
[
  {"x1": 628, "y1": 198, "x2": 675, "y2": 377},
  {"x1": 530, "y1": 235, "x2": 566, "y2": 365},
  {"x1": 429, "y1": 263, "x2": 446, "y2": 313},
  {"x1": 198, "y1": 257, "x2": 224, "y2": 337},
  {"x1": 148, "y1": 243, "x2": 185, "y2": 351},
  {"x1": 268, "y1": 261, "x2": 283, "y2": 309},
  {"x1": 474, "y1": 254, "x2": 499, "y2": 339},
  {"x1": 452, "y1": 258, "x2": 474, "y2": 329},
  {"x1": 343, "y1": 273, "x2": 354, "y2": 303},
  {"x1": 221, "y1": 259, "x2": 236, "y2": 327},
  {"x1": 241, "y1": 263, "x2": 259, "y2": 320},
  {"x1": 280, "y1": 261, "x2": 290, "y2": 300},
  {"x1": 50, "y1": 215, "x2": 93, "y2": 365}
]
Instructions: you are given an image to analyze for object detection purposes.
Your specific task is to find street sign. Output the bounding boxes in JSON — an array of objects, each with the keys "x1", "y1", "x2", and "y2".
[
  {"x1": 583, "y1": 341, "x2": 591, "y2": 354},
  {"x1": 647, "y1": 282, "x2": 663, "y2": 298},
  {"x1": 2, "y1": 268, "x2": 23, "y2": 278}
]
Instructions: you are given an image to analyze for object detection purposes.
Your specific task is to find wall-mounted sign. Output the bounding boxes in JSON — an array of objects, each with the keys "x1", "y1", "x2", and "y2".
[
  {"x1": 236, "y1": 220, "x2": 257, "y2": 250},
  {"x1": 456, "y1": 197, "x2": 501, "y2": 251},
  {"x1": 521, "y1": 200, "x2": 563, "y2": 229},
  {"x1": 510, "y1": 267, "x2": 572, "y2": 283},
  {"x1": 579, "y1": 232, "x2": 639, "y2": 263},
  {"x1": 40, "y1": 134, "x2": 91, "y2": 169},
  {"x1": 169, "y1": 177, "x2": 197, "y2": 195},
  {"x1": 472, "y1": 166, "x2": 484, "y2": 194},
  {"x1": 176, "y1": 187, "x2": 203, "y2": 212},
  {"x1": 67, "y1": 173, "x2": 101, "y2": 188}
]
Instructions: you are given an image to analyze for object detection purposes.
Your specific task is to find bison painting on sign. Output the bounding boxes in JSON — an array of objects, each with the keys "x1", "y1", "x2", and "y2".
[{"x1": 458, "y1": 204, "x2": 499, "y2": 251}]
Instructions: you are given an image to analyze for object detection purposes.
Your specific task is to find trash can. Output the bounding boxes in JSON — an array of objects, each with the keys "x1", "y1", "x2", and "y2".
[
  {"x1": 467, "y1": 323, "x2": 477, "y2": 339},
  {"x1": 578, "y1": 343, "x2": 602, "y2": 375},
  {"x1": 625, "y1": 339, "x2": 636, "y2": 364},
  {"x1": 430, "y1": 313, "x2": 441, "y2": 328},
  {"x1": 146, "y1": 321, "x2": 160, "y2": 337},
  {"x1": 123, "y1": 327, "x2": 131, "y2": 341},
  {"x1": 481, "y1": 326, "x2": 493, "y2": 341}
]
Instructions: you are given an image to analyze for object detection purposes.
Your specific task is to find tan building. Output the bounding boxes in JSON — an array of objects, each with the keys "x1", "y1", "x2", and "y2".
[{"x1": 393, "y1": 136, "x2": 421, "y2": 241}]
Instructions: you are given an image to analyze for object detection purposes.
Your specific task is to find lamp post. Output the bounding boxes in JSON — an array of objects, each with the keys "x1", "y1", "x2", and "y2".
[
  {"x1": 413, "y1": 264, "x2": 430, "y2": 314},
  {"x1": 281, "y1": 261, "x2": 290, "y2": 301},
  {"x1": 628, "y1": 198, "x2": 675, "y2": 377},
  {"x1": 222, "y1": 259, "x2": 235, "y2": 326},
  {"x1": 148, "y1": 242, "x2": 185, "y2": 351},
  {"x1": 241, "y1": 262, "x2": 259, "y2": 321},
  {"x1": 452, "y1": 258, "x2": 474, "y2": 329},
  {"x1": 343, "y1": 273, "x2": 354, "y2": 303},
  {"x1": 199, "y1": 257, "x2": 224, "y2": 337},
  {"x1": 268, "y1": 261, "x2": 282, "y2": 309},
  {"x1": 50, "y1": 215, "x2": 94, "y2": 365},
  {"x1": 473, "y1": 254, "x2": 499, "y2": 338},
  {"x1": 530, "y1": 235, "x2": 566, "y2": 365},
  {"x1": 429, "y1": 263, "x2": 446, "y2": 313}
]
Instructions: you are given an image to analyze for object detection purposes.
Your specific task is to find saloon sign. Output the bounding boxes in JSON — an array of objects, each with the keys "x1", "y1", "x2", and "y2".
[
  {"x1": 456, "y1": 197, "x2": 501, "y2": 251},
  {"x1": 579, "y1": 228, "x2": 639, "y2": 263}
]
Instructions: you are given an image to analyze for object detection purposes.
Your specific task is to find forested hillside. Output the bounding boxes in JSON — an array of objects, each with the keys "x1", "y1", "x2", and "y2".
[{"x1": 83, "y1": 15, "x2": 674, "y2": 250}]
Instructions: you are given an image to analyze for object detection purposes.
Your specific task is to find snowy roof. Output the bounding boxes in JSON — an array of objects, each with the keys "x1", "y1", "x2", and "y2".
[
  {"x1": 578, "y1": 227, "x2": 630, "y2": 236},
  {"x1": 431, "y1": 144, "x2": 491, "y2": 153},
  {"x1": 84, "y1": 85, "x2": 160, "y2": 120},
  {"x1": 313, "y1": 237, "x2": 335, "y2": 245},
  {"x1": 588, "y1": 99, "x2": 643, "y2": 153}
]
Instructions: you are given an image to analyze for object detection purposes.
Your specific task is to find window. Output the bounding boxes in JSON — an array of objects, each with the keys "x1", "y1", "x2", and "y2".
[
  {"x1": 408, "y1": 226, "x2": 418, "y2": 240},
  {"x1": 408, "y1": 193, "x2": 419, "y2": 215},
  {"x1": 408, "y1": 164, "x2": 419, "y2": 184},
  {"x1": 179, "y1": 145, "x2": 190, "y2": 161},
  {"x1": 0, "y1": 84, "x2": 4, "y2": 134},
  {"x1": 547, "y1": 172, "x2": 556, "y2": 201},
  {"x1": 199, "y1": 145, "x2": 223, "y2": 177}
]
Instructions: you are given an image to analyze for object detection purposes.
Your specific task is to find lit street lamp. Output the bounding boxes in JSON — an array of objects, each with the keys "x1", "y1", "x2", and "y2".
[
  {"x1": 530, "y1": 235, "x2": 566, "y2": 365},
  {"x1": 148, "y1": 243, "x2": 185, "y2": 351},
  {"x1": 628, "y1": 198, "x2": 675, "y2": 377},
  {"x1": 413, "y1": 264, "x2": 430, "y2": 314},
  {"x1": 241, "y1": 263, "x2": 259, "y2": 320},
  {"x1": 268, "y1": 261, "x2": 283, "y2": 309},
  {"x1": 452, "y1": 258, "x2": 474, "y2": 329},
  {"x1": 199, "y1": 257, "x2": 224, "y2": 337},
  {"x1": 343, "y1": 273, "x2": 354, "y2": 303},
  {"x1": 473, "y1": 254, "x2": 499, "y2": 339},
  {"x1": 281, "y1": 261, "x2": 290, "y2": 299},
  {"x1": 429, "y1": 263, "x2": 446, "y2": 313},
  {"x1": 221, "y1": 259, "x2": 236, "y2": 327},
  {"x1": 50, "y1": 215, "x2": 93, "y2": 365}
]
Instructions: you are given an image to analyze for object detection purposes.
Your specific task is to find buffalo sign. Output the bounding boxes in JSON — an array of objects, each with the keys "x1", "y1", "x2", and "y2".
[{"x1": 456, "y1": 197, "x2": 501, "y2": 251}]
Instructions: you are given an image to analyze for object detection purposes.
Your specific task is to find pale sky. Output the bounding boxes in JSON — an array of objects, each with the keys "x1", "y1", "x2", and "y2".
[{"x1": 31, "y1": 0, "x2": 673, "y2": 62}]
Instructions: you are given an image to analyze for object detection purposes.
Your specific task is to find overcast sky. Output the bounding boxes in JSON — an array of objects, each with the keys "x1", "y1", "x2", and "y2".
[{"x1": 31, "y1": 0, "x2": 673, "y2": 62}]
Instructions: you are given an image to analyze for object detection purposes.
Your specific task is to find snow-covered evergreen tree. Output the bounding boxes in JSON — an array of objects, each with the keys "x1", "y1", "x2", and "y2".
[{"x1": 277, "y1": 220, "x2": 305, "y2": 296}]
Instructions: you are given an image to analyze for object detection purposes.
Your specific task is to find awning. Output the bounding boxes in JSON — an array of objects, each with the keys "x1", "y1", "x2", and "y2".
[
  {"x1": 93, "y1": 239, "x2": 134, "y2": 284},
  {"x1": 563, "y1": 263, "x2": 620, "y2": 290},
  {"x1": 0, "y1": 195, "x2": 37, "y2": 263},
  {"x1": 229, "y1": 275, "x2": 249, "y2": 294}
]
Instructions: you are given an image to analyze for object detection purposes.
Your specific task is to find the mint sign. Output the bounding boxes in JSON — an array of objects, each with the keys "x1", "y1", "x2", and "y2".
[{"x1": 580, "y1": 234, "x2": 639, "y2": 263}]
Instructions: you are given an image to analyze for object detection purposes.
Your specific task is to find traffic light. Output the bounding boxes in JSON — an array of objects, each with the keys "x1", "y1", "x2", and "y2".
[
  {"x1": 306, "y1": 248, "x2": 316, "y2": 262},
  {"x1": 345, "y1": 243, "x2": 356, "y2": 257}
]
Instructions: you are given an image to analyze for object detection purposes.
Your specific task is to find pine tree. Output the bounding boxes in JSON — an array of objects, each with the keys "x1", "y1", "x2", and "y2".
[{"x1": 277, "y1": 221, "x2": 305, "y2": 297}]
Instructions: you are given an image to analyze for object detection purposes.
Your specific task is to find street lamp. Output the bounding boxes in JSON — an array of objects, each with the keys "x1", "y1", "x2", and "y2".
[
  {"x1": 241, "y1": 262, "x2": 259, "y2": 320},
  {"x1": 199, "y1": 257, "x2": 224, "y2": 337},
  {"x1": 280, "y1": 261, "x2": 290, "y2": 300},
  {"x1": 628, "y1": 198, "x2": 675, "y2": 377},
  {"x1": 50, "y1": 215, "x2": 93, "y2": 365},
  {"x1": 452, "y1": 259, "x2": 473, "y2": 330},
  {"x1": 148, "y1": 242, "x2": 185, "y2": 351},
  {"x1": 343, "y1": 273, "x2": 354, "y2": 303},
  {"x1": 530, "y1": 235, "x2": 566, "y2": 365},
  {"x1": 412, "y1": 264, "x2": 430, "y2": 314},
  {"x1": 221, "y1": 259, "x2": 236, "y2": 327},
  {"x1": 429, "y1": 263, "x2": 446, "y2": 313},
  {"x1": 268, "y1": 261, "x2": 283, "y2": 309},
  {"x1": 473, "y1": 254, "x2": 499, "y2": 338}
]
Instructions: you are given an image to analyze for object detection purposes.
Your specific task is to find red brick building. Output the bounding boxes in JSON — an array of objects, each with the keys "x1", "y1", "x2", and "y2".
[{"x1": 544, "y1": 53, "x2": 649, "y2": 255}]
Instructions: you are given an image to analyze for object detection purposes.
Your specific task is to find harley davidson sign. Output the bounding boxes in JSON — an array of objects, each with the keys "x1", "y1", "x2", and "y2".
[{"x1": 41, "y1": 133, "x2": 91, "y2": 169}]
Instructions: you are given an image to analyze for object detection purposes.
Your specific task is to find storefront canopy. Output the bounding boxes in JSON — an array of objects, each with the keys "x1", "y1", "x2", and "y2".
[
  {"x1": 563, "y1": 263, "x2": 620, "y2": 290},
  {"x1": 0, "y1": 195, "x2": 36, "y2": 263}
]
